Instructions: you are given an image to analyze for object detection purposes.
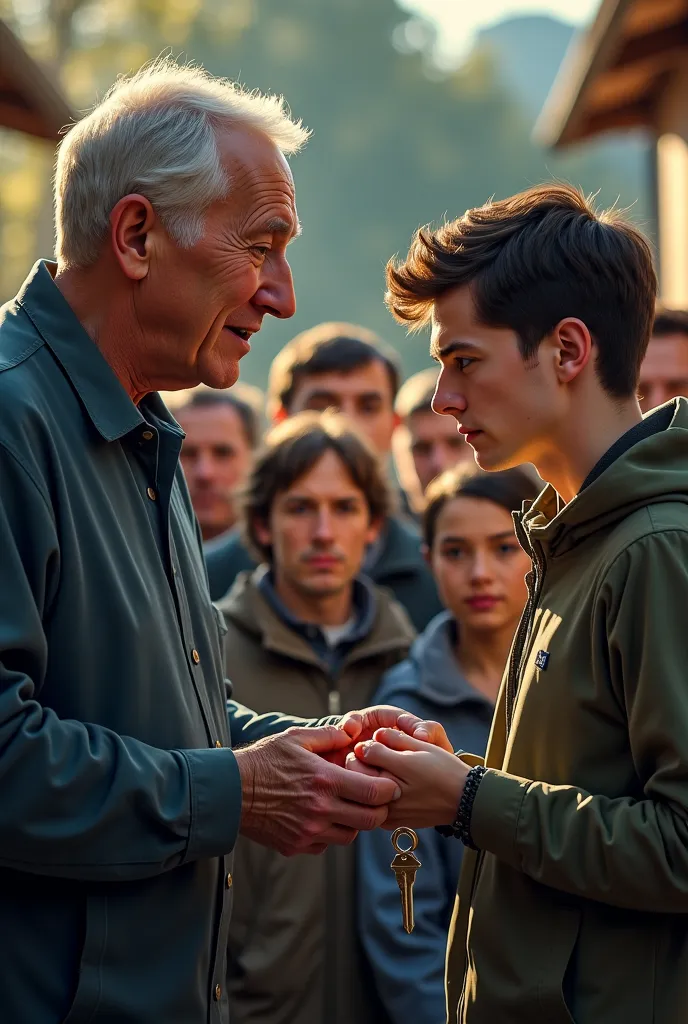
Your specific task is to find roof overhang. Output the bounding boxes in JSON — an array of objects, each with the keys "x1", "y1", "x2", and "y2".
[
  {"x1": 0, "y1": 20, "x2": 73, "y2": 141},
  {"x1": 535, "y1": 0, "x2": 688, "y2": 148}
]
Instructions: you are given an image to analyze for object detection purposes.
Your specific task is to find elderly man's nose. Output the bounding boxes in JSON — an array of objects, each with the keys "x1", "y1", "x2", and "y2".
[{"x1": 256, "y1": 259, "x2": 296, "y2": 320}]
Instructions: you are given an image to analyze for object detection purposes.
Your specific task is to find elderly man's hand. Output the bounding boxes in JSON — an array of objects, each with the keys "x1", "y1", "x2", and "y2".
[
  {"x1": 345, "y1": 728, "x2": 469, "y2": 831},
  {"x1": 234, "y1": 725, "x2": 401, "y2": 856},
  {"x1": 338, "y1": 706, "x2": 454, "y2": 754}
]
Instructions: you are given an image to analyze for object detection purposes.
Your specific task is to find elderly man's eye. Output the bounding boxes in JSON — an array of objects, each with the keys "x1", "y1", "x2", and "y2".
[{"x1": 251, "y1": 246, "x2": 270, "y2": 259}]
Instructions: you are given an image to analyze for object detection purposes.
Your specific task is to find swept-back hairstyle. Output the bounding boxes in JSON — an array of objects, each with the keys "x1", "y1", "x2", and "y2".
[
  {"x1": 386, "y1": 183, "x2": 657, "y2": 398},
  {"x1": 241, "y1": 411, "x2": 392, "y2": 563},
  {"x1": 423, "y1": 463, "x2": 542, "y2": 549}
]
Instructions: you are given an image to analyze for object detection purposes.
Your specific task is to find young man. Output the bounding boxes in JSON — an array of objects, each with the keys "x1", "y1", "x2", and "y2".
[
  {"x1": 393, "y1": 367, "x2": 472, "y2": 514},
  {"x1": 205, "y1": 323, "x2": 443, "y2": 630},
  {"x1": 638, "y1": 307, "x2": 688, "y2": 412},
  {"x1": 350, "y1": 184, "x2": 688, "y2": 1023},
  {"x1": 220, "y1": 411, "x2": 414, "y2": 1024},
  {"x1": 178, "y1": 385, "x2": 263, "y2": 541}
]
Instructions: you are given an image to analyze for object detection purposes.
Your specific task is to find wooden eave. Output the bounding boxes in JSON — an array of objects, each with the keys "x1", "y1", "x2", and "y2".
[
  {"x1": 535, "y1": 0, "x2": 688, "y2": 148},
  {"x1": 0, "y1": 20, "x2": 73, "y2": 141}
]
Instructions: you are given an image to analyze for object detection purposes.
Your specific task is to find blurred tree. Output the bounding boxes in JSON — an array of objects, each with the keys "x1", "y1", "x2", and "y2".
[{"x1": 0, "y1": 0, "x2": 650, "y2": 385}]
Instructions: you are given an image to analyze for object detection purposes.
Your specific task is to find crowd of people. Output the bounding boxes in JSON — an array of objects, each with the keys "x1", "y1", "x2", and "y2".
[
  {"x1": 3, "y1": 57, "x2": 688, "y2": 1024},
  {"x1": 171, "y1": 307, "x2": 688, "y2": 1024}
]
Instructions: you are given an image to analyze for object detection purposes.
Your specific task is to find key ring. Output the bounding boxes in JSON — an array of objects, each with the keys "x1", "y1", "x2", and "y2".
[{"x1": 391, "y1": 826, "x2": 419, "y2": 854}]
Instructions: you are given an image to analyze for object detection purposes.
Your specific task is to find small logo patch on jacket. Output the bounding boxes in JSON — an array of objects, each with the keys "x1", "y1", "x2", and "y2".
[{"x1": 535, "y1": 649, "x2": 550, "y2": 671}]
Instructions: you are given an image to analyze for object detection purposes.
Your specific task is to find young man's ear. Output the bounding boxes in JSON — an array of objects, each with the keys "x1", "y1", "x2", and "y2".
[
  {"x1": 421, "y1": 542, "x2": 431, "y2": 566},
  {"x1": 272, "y1": 404, "x2": 289, "y2": 425},
  {"x1": 553, "y1": 317, "x2": 593, "y2": 385},
  {"x1": 110, "y1": 194, "x2": 157, "y2": 281}
]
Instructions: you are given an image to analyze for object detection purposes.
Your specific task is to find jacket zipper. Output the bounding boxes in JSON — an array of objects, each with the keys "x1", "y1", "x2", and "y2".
[{"x1": 505, "y1": 525, "x2": 545, "y2": 735}]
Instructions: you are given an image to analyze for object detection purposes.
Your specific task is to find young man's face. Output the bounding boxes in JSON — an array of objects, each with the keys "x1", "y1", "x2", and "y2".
[
  {"x1": 254, "y1": 449, "x2": 380, "y2": 601},
  {"x1": 178, "y1": 404, "x2": 254, "y2": 541},
  {"x1": 431, "y1": 285, "x2": 559, "y2": 470},
  {"x1": 283, "y1": 359, "x2": 397, "y2": 454},
  {"x1": 638, "y1": 333, "x2": 688, "y2": 412}
]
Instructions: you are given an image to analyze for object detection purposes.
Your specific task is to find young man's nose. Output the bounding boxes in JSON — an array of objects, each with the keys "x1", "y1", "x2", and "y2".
[{"x1": 432, "y1": 373, "x2": 467, "y2": 417}]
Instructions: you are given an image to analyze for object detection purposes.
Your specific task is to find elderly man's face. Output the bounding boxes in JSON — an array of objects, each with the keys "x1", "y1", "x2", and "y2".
[{"x1": 142, "y1": 128, "x2": 298, "y2": 390}]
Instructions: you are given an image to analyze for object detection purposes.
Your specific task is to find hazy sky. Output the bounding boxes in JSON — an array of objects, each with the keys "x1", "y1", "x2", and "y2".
[{"x1": 400, "y1": 0, "x2": 601, "y2": 64}]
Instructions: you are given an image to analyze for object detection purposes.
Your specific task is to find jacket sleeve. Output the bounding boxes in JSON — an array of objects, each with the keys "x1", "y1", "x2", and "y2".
[
  {"x1": 227, "y1": 700, "x2": 332, "y2": 744},
  {"x1": 0, "y1": 442, "x2": 241, "y2": 881},
  {"x1": 471, "y1": 530, "x2": 688, "y2": 912}
]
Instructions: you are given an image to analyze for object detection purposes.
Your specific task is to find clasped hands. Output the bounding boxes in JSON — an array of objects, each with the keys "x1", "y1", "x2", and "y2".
[{"x1": 236, "y1": 706, "x2": 470, "y2": 857}]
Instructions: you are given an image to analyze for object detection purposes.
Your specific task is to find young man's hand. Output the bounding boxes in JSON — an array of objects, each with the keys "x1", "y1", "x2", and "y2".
[
  {"x1": 346, "y1": 728, "x2": 469, "y2": 830},
  {"x1": 339, "y1": 706, "x2": 455, "y2": 753}
]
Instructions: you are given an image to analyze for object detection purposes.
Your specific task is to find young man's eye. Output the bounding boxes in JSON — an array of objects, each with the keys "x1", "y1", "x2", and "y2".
[
  {"x1": 456, "y1": 357, "x2": 475, "y2": 371},
  {"x1": 498, "y1": 542, "x2": 519, "y2": 556}
]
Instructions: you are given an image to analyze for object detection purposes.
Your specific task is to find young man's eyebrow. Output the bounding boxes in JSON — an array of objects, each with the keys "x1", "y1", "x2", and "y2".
[{"x1": 430, "y1": 338, "x2": 482, "y2": 362}]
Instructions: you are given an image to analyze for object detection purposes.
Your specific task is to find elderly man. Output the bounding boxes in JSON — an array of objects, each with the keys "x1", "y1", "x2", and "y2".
[{"x1": 0, "y1": 60, "x2": 414, "y2": 1024}]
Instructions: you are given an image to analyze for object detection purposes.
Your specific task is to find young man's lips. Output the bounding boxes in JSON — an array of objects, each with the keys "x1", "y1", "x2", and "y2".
[
  {"x1": 306, "y1": 556, "x2": 340, "y2": 569},
  {"x1": 459, "y1": 427, "x2": 482, "y2": 443}
]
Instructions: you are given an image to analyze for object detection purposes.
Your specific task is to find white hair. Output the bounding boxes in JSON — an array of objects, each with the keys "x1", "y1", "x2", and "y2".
[{"x1": 54, "y1": 57, "x2": 310, "y2": 267}]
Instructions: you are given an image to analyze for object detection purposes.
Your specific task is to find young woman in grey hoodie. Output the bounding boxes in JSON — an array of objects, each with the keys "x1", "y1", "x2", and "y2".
[{"x1": 358, "y1": 463, "x2": 540, "y2": 1024}]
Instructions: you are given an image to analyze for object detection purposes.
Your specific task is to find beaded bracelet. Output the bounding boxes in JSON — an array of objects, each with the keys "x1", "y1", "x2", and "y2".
[{"x1": 435, "y1": 764, "x2": 488, "y2": 849}]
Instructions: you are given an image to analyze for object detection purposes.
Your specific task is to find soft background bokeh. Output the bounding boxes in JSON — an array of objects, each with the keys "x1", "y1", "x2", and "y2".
[{"x1": 0, "y1": 0, "x2": 651, "y2": 387}]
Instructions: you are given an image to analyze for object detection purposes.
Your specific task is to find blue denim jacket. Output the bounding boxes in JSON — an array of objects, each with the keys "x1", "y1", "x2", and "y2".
[{"x1": 357, "y1": 612, "x2": 495, "y2": 1024}]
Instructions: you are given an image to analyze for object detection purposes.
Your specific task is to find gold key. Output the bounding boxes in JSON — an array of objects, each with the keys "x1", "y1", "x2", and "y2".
[{"x1": 390, "y1": 827, "x2": 421, "y2": 934}]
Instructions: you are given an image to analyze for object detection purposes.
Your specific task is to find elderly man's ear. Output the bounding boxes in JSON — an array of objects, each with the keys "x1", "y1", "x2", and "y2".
[{"x1": 109, "y1": 193, "x2": 157, "y2": 280}]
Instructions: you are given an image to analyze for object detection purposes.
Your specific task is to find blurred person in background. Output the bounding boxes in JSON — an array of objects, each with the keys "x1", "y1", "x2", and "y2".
[
  {"x1": 359, "y1": 462, "x2": 538, "y2": 1024},
  {"x1": 178, "y1": 384, "x2": 263, "y2": 541},
  {"x1": 638, "y1": 307, "x2": 688, "y2": 412},
  {"x1": 205, "y1": 323, "x2": 443, "y2": 630},
  {"x1": 220, "y1": 412, "x2": 414, "y2": 1024},
  {"x1": 393, "y1": 367, "x2": 473, "y2": 515}
]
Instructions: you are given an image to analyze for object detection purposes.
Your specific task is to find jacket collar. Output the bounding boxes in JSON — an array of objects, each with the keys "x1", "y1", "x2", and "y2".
[
  {"x1": 220, "y1": 567, "x2": 414, "y2": 670},
  {"x1": 17, "y1": 260, "x2": 152, "y2": 442}
]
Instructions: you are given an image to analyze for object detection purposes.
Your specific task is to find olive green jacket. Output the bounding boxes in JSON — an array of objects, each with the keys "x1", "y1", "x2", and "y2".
[
  {"x1": 447, "y1": 399, "x2": 688, "y2": 1024},
  {"x1": 219, "y1": 570, "x2": 415, "y2": 1024}
]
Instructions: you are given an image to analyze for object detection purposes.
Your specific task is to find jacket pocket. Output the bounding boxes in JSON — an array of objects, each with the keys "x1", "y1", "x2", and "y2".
[{"x1": 61, "y1": 893, "x2": 108, "y2": 1024}]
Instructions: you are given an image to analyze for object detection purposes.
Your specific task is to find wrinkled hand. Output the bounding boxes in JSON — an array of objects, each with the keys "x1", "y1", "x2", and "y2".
[
  {"x1": 235, "y1": 725, "x2": 401, "y2": 856},
  {"x1": 346, "y1": 728, "x2": 469, "y2": 830},
  {"x1": 338, "y1": 705, "x2": 454, "y2": 753}
]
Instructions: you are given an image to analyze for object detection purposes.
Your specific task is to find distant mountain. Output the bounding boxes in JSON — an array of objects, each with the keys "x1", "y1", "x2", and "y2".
[{"x1": 476, "y1": 14, "x2": 577, "y2": 121}]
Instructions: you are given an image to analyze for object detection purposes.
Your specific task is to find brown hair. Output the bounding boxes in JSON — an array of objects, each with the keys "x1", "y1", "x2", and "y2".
[
  {"x1": 178, "y1": 383, "x2": 264, "y2": 449},
  {"x1": 423, "y1": 463, "x2": 542, "y2": 549},
  {"x1": 386, "y1": 183, "x2": 657, "y2": 399},
  {"x1": 267, "y1": 321, "x2": 401, "y2": 417},
  {"x1": 652, "y1": 307, "x2": 688, "y2": 339},
  {"x1": 241, "y1": 411, "x2": 393, "y2": 563}
]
